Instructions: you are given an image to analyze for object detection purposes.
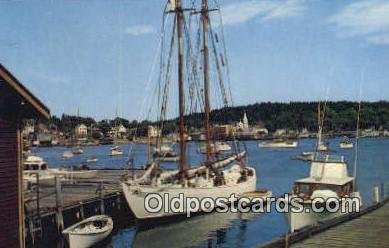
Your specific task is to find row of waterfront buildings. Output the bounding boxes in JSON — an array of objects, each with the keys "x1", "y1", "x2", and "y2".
[{"x1": 22, "y1": 111, "x2": 389, "y2": 147}]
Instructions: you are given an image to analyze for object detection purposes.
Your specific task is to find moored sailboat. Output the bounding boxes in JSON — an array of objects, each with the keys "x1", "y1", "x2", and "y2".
[{"x1": 122, "y1": 0, "x2": 258, "y2": 221}]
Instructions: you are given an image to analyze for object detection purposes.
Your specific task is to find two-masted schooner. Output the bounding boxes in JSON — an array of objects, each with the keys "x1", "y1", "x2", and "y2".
[{"x1": 122, "y1": 0, "x2": 257, "y2": 221}]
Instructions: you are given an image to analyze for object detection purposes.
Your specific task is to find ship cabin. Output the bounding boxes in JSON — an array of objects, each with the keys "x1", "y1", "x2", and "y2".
[
  {"x1": 293, "y1": 155, "x2": 355, "y2": 200},
  {"x1": 23, "y1": 156, "x2": 48, "y2": 171}
]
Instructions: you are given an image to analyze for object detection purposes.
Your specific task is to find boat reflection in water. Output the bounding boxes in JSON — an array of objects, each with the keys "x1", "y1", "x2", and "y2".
[{"x1": 113, "y1": 211, "x2": 262, "y2": 248}]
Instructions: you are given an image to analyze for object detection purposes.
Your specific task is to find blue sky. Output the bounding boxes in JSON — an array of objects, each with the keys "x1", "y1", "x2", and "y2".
[{"x1": 1, "y1": 0, "x2": 388, "y2": 120}]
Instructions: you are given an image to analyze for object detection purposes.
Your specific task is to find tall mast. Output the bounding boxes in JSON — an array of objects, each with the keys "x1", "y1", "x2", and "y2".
[
  {"x1": 201, "y1": 0, "x2": 212, "y2": 164},
  {"x1": 317, "y1": 103, "x2": 322, "y2": 149},
  {"x1": 176, "y1": 0, "x2": 187, "y2": 181},
  {"x1": 353, "y1": 101, "x2": 361, "y2": 190}
]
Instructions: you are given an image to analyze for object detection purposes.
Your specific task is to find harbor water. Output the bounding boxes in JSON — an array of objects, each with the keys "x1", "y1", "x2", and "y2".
[{"x1": 31, "y1": 138, "x2": 389, "y2": 247}]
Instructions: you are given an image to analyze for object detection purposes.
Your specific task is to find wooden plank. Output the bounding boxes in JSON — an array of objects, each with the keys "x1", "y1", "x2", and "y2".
[{"x1": 0, "y1": 119, "x2": 20, "y2": 248}]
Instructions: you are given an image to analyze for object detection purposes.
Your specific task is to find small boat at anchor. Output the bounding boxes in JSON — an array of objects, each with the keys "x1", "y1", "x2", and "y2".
[
  {"x1": 86, "y1": 156, "x2": 98, "y2": 163},
  {"x1": 110, "y1": 146, "x2": 123, "y2": 156},
  {"x1": 62, "y1": 150, "x2": 74, "y2": 159},
  {"x1": 259, "y1": 139, "x2": 298, "y2": 148},
  {"x1": 62, "y1": 215, "x2": 113, "y2": 248},
  {"x1": 51, "y1": 164, "x2": 98, "y2": 179},
  {"x1": 340, "y1": 138, "x2": 353, "y2": 149},
  {"x1": 197, "y1": 142, "x2": 231, "y2": 154},
  {"x1": 295, "y1": 151, "x2": 315, "y2": 162},
  {"x1": 153, "y1": 151, "x2": 179, "y2": 162},
  {"x1": 72, "y1": 146, "x2": 84, "y2": 155}
]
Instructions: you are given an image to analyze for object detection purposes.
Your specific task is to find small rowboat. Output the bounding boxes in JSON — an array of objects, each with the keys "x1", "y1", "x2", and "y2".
[{"x1": 62, "y1": 215, "x2": 113, "y2": 248}]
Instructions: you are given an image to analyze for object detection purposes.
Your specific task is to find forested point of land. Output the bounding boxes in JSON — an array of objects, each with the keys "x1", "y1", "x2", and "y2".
[{"x1": 43, "y1": 101, "x2": 389, "y2": 135}]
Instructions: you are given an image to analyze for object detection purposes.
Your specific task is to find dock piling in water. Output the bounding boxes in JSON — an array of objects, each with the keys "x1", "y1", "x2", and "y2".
[{"x1": 55, "y1": 176, "x2": 64, "y2": 233}]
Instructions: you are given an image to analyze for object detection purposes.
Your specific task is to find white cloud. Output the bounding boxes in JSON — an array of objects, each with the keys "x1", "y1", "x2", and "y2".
[
  {"x1": 221, "y1": 0, "x2": 306, "y2": 26},
  {"x1": 125, "y1": 25, "x2": 155, "y2": 36},
  {"x1": 329, "y1": 0, "x2": 389, "y2": 45}
]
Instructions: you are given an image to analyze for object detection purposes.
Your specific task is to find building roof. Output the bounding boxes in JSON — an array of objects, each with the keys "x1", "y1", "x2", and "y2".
[
  {"x1": 76, "y1": 124, "x2": 87, "y2": 128},
  {"x1": 0, "y1": 64, "x2": 50, "y2": 121}
]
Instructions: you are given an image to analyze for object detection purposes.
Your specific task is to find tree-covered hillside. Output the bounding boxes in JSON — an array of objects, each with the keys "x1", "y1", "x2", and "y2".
[{"x1": 43, "y1": 101, "x2": 389, "y2": 135}]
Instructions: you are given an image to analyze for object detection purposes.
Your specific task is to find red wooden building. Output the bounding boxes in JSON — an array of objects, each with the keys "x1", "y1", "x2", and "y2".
[{"x1": 0, "y1": 64, "x2": 50, "y2": 247}]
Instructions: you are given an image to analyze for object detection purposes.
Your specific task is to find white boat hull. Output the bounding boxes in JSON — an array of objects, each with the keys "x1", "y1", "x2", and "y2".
[
  {"x1": 62, "y1": 215, "x2": 113, "y2": 248},
  {"x1": 286, "y1": 205, "x2": 343, "y2": 232},
  {"x1": 23, "y1": 175, "x2": 56, "y2": 186},
  {"x1": 110, "y1": 151, "x2": 123, "y2": 156},
  {"x1": 285, "y1": 192, "x2": 362, "y2": 232},
  {"x1": 122, "y1": 166, "x2": 257, "y2": 220},
  {"x1": 155, "y1": 156, "x2": 180, "y2": 162},
  {"x1": 317, "y1": 143, "x2": 328, "y2": 151},
  {"x1": 340, "y1": 143, "x2": 353, "y2": 149},
  {"x1": 259, "y1": 141, "x2": 298, "y2": 148},
  {"x1": 66, "y1": 230, "x2": 111, "y2": 248},
  {"x1": 51, "y1": 169, "x2": 99, "y2": 179},
  {"x1": 216, "y1": 143, "x2": 231, "y2": 152}
]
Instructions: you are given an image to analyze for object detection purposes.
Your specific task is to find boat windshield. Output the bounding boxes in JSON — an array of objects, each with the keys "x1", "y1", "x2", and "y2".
[{"x1": 313, "y1": 154, "x2": 344, "y2": 163}]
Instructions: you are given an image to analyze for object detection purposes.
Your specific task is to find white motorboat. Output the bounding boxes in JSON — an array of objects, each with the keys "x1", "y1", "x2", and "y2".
[
  {"x1": 110, "y1": 146, "x2": 123, "y2": 156},
  {"x1": 153, "y1": 145, "x2": 172, "y2": 153},
  {"x1": 215, "y1": 142, "x2": 232, "y2": 151},
  {"x1": 152, "y1": 145, "x2": 179, "y2": 162},
  {"x1": 317, "y1": 142, "x2": 328, "y2": 151},
  {"x1": 295, "y1": 151, "x2": 315, "y2": 161},
  {"x1": 23, "y1": 155, "x2": 57, "y2": 186},
  {"x1": 62, "y1": 151, "x2": 74, "y2": 159},
  {"x1": 153, "y1": 151, "x2": 180, "y2": 162},
  {"x1": 23, "y1": 174, "x2": 56, "y2": 187},
  {"x1": 284, "y1": 154, "x2": 362, "y2": 232},
  {"x1": 51, "y1": 163, "x2": 98, "y2": 179},
  {"x1": 86, "y1": 156, "x2": 98, "y2": 163},
  {"x1": 197, "y1": 143, "x2": 220, "y2": 155},
  {"x1": 62, "y1": 215, "x2": 113, "y2": 248},
  {"x1": 197, "y1": 141, "x2": 231, "y2": 154},
  {"x1": 340, "y1": 138, "x2": 353, "y2": 149},
  {"x1": 122, "y1": 1, "x2": 258, "y2": 222},
  {"x1": 259, "y1": 140, "x2": 298, "y2": 148},
  {"x1": 72, "y1": 146, "x2": 84, "y2": 155}
]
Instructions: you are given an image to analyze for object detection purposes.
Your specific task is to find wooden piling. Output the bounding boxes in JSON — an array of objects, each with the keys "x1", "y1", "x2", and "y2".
[
  {"x1": 99, "y1": 181, "x2": 105, "y2": 214},
  {"x1": 79, "y1": 201, "x2": 84, "y2": 220},
  {"x1": 373, "y1": 186, "x2": 380, "y2": 203},
  {"x1": 55, "y1": 177, "x2": 64, "y2": 233}
]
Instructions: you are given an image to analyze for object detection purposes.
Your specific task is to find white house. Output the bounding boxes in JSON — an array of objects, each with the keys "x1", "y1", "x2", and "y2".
[
  {"x1": 109, "y1": 124, "x2": 128, "y2": 138},
  {"x1": 75, "y1": 124, "x2": 88, "y2": 137},
  {"x1": 148, "y1": 126, "x2": 161, "y2": 138}
]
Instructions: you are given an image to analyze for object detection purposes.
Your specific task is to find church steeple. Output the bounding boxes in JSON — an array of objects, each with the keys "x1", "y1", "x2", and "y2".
[{"x1": 243, "y1": 111, "x2": 249, "y2": 130}]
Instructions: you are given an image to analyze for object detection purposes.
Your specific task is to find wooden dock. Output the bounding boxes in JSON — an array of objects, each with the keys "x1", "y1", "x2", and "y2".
[
  {"x1": 292, "y1": 200, "x2": 389, "y2": 248},
  {"x1": 24, "y1": 169, "x2": 142, "y2": 246},
  {"x1": 260, "y1": 197, "x2": 389, "y2": 248},
  {"x1": 24, "y1": 170, "x2": 134, "y2": 215}
]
